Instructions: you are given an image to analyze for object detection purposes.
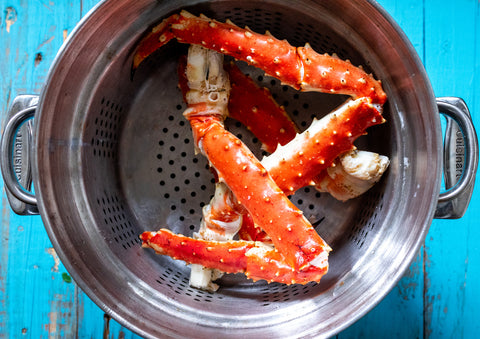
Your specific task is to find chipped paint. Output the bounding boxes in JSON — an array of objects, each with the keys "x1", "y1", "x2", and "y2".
[
  {"x1": 46, "y1": 311, "x2": 58, "y2": 336},
  {"x1": 5, "y1": 7, "x2": 17, "y2": 33},
  {"x1": 423, "y1": 243, "x2": 432, "y2": 337},
  {"x1": 34, "y1": 53, "x2": 43, "y2": 67},
  {"x1": 46, "y1": 247, "x2": 60, "y2": 272},
  {"x1": 44, "y1": 292, "x2": 75, "y2": 337},
  {"x1": 396, "y1": 250, "x2": 422, "y2": 301},
  {"x1": 103, "y1": 313, "x2": 111, "y2": 339}
]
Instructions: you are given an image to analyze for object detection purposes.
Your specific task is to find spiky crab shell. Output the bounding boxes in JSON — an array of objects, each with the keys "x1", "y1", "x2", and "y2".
[
  {"x1": 133, "y1": 10, "x2": 387, "y2": 104},
  {"x1": 177, "y1": 56, "x2": 299, "y2": 153},
  {"x1": 141, "y1": 229, "x2": 329, "y2": 285},
  {"x1": 262, "y1": 98, "x2": 385, "y2": 193},
  {"x1": 135, "y1": 11, "x2": 390, "y2": 287},
  {"x1": 186, "y1": 114, "x2": 331, "y2": 270}
]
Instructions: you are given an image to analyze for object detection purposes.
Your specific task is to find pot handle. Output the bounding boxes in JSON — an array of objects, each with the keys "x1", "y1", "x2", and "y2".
[
  {"x1": 434, "y1": 97, "x2": 478, "y2": 219},
  {"x1": 0, "y1": 95, "x2": 39, "y2": 215}
]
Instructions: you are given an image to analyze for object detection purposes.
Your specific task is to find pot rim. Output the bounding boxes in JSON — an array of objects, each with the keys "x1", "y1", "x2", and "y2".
[{"x1": 31, "y1": 0, "x2": 442, "y2": 338}]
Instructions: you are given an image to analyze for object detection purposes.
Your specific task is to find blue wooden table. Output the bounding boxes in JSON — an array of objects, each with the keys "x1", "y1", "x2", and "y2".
[{"x1": 0, "y1": 0, "x2": 478, "y2": 338}]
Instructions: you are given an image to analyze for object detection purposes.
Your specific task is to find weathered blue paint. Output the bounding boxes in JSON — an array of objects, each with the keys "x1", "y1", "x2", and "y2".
[
  {"x1": 0, "y1": 0, "x2": 479, "y2": 338},
  {"x1": 0, "y1": 1, "x2": 136, "y2": 337},
  {"x1": 1, "y1": 1, "x2": 80, "y2": 337},
  {"x1": 423, "y1": 0, "x2": 480, "y2": 337}
]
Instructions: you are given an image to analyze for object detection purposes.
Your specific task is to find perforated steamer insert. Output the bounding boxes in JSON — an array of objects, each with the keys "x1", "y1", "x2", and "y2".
[
  {"x1": 15, "y1": 0, "x2": 456, "y2": 338},
  {"x1": 84, "y1": 1, "x2": 388, "y2": 329}
]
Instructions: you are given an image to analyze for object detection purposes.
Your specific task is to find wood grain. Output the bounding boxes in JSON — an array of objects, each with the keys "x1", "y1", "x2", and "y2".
[{"x1": 0, "y1": 0, "x2": 478, "y2": 338}]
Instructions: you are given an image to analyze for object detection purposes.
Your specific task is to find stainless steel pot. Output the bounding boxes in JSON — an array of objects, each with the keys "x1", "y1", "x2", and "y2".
[{"x1": 1, "y1": 0, "x2": 478, "y2": 338}]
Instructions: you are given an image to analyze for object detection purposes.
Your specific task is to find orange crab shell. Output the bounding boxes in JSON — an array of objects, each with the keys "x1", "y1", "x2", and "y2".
[
  {"x1": 141, "y1": 229, "x2": 328, "y2": 284},
  {"x1": 265, "y1": 98, "x2": 385, "y2": 193},
  {"x1": 133, "y1": 11, "x2": 387, "y2": 104},
  {"x1": 177, "y1": 56, "x2": 298, "y2": 153},
  {"x1": 136, "y1": 11, "x2": 389, "y2": 286},
  {"x1": 187, "y1": 114, "x2": 331, "y2": 270}
]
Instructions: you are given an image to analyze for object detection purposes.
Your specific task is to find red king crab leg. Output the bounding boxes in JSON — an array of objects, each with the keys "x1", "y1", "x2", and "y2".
[
  {"x1": 133, "y1": 11, "x2": 387, "y2": 105},
  {"x1": 179, "y1": 58, "x2": 301, "y2": 289},
  {"x1": 179, "y1": 59, "x2": 389, "y2": 202},
  {"x1": 142, "y1": 45, "x2": 331, "y2": 283},
  {"x1": 141, "y1": 229, "x2": 329, "y2": 284},
  {"x1": 261, "y1": 98, "x2": 385, "y2": 193},
  {"x1": 137, "y1": 12, "x2": 389, "y2": 286},
  {"x1": 179, "y1": 54, "x2": 294, "y2": 288},
  {"x1": 178, "y1": 58, "x2": 388, "y2": 242}
]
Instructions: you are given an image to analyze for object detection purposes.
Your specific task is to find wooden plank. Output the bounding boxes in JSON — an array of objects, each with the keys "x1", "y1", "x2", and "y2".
[
  {"x1": 423, "y1": 0, "x2": 480, "y2": 337},
  {"x1": 0, "y1": 0, "x2": 139, "y2": 337},
  {"x1": 0, "y1": 2, "x2": 81, "y2": 337},
  {"x1": 1, "y1": 0, "x2": 479, "y2": 338},
  {"x1": 339, "y1": 0, "x2": 480, "y2": 337}
]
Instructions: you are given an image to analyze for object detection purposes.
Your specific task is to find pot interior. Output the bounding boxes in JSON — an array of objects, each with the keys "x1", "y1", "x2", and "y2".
[{"x1": 35, "y1": 0, "x2": 440, "y2": 337}]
